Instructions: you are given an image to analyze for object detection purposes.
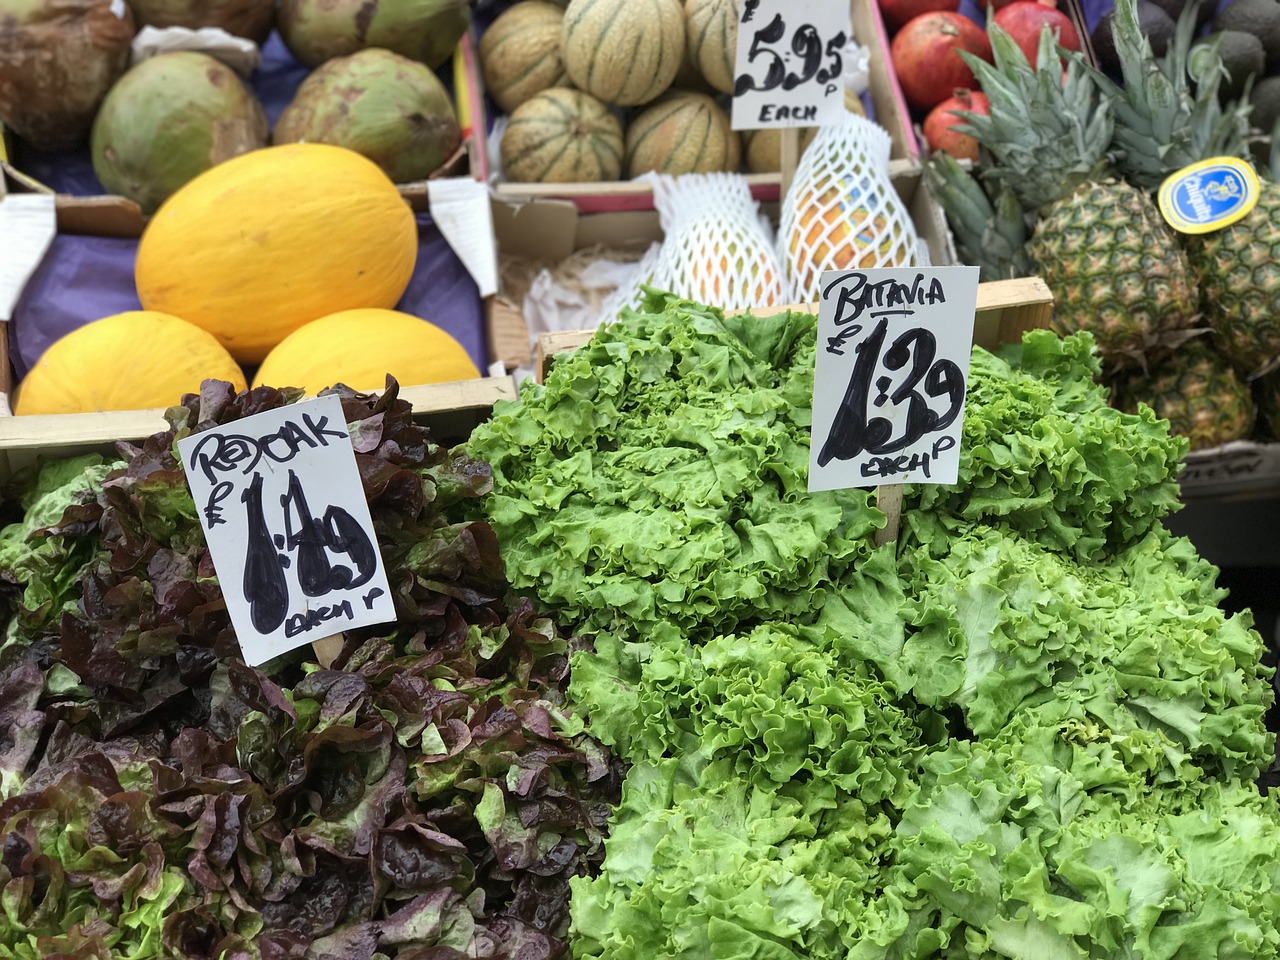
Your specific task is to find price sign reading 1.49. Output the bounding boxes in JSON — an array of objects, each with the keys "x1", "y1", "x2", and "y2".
[
  {"x1": 178, "y1": 394, "x2": 396, "y2": 666},
  {"x1": 731, "y1": 0, "x2": 850, "y2": 130},
  {"x1": 809, "y1": 266, "x2": 980, "y2": 492}
]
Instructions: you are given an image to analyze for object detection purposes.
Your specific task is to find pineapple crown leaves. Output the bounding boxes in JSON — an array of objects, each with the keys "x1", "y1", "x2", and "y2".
[
  {"x1": 925, "y1": 152, "x2": 1034, "y2": 282},
  {"x1": 955, "y1": 24, "x2": 1113, "y2": 211},
  {"x1": 1095, "y1": 0, "x2": 1252, "y2": 189}
]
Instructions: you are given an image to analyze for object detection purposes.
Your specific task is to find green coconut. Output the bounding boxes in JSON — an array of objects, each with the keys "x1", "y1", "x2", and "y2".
[
  {"x1": 276, "y1": 0, "x2": 470, "y2": 69},
  {"x1": 274, "y1": 49, "x2": 462, "y2": 183},
  {"x1": 91, "y1": 52, "x2": 268, "y2": 214},
  {"x1": 0, "y1": 0, "x2": 136, "y2": 151},
  {"x1": 126, "y1": 0, "x2": 275, "y2": 43}
]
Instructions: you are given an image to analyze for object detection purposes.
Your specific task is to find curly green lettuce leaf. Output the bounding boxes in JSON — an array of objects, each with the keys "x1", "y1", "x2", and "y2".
[
  {"x1": 570, "y1": 757, "x2": 912, "y2": 960},
  {"x1": 466, "y1": 294, "x2": 883, "y2": 640},
  {"x1": 912, "y1": 331, "x2": 1187, "y2": 562}
]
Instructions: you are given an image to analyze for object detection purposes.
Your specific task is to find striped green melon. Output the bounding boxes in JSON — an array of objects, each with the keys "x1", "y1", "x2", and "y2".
[
  {"x1": 625, "y1": 92, "x2": 738, "y2": 177},
  {"x1": 561, "y1": 0, "x2": 685, "y2": 106},
  {"x1": 685, "y1": 0, "x2": 738, "y2": 94},
  {"x1": 479, "y1": 1, "x2": 569, "y2": 114},
  {"x1": 501, "y1": 88, "x2": 624, "y2": 182}
]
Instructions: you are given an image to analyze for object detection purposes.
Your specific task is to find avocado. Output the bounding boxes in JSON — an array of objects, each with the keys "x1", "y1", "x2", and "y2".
[
  {"x1": 1251, "y1": 75, "x2": 1280, "y2": 136},
  {"x1": 1091, "y1": 1, "x2": 1177, "y2": 79},
  {"x1": 1146, "y1": 0, "x2": 1214, "y2": 29},
  {"x1": 1191, "y1": 30, "x2": 1266, "y2": 101},
  {"x1": 1213, "y1": 0, "x2": 1280, "y2": 73}
]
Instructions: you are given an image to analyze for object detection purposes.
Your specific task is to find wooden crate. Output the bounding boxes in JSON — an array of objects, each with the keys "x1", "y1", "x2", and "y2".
[
  {"x1": 489, "y1": 0, "x2": 918, "y2": 213},
  {"x1": 0, "y1": 377, "x2": 517, "y2": 485},
  {"x1": 535, "y1": 276, "x2": 1054, "y2": 381}
]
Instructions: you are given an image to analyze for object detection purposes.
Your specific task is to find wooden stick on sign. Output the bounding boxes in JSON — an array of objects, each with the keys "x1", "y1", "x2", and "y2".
[
  {"x1": 779, "y1": 126, "x2": 801, "y2": 201},
  {"x1": 874, "y1": 484, "x2": 904, "y2": 547}
]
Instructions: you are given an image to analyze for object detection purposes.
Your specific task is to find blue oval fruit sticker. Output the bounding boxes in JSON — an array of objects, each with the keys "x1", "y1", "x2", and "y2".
[{"x1": 1158, "y1": 157, "x2": 1260, "y2": 234}]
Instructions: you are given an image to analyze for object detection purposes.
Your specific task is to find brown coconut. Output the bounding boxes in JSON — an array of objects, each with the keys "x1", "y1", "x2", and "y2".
[
  {"x1": 0, "y1": 0, "x2": 136, "y2": 151},
  {"x1": 126, "y1": 0, "x2": 275, "y2": 44},
  {"x1": 91, "y1": 51, "x2": 268, "y2": 214},
  {"x1": 277, "y1": 0, "x2": 469, "y2": 69},
  {"x1": 274, "y1": 48, "x2": 461, "y2": 184}
]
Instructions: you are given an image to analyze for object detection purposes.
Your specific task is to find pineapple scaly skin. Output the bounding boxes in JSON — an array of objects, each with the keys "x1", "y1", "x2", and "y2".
[
  {"x1": 1183, "y1": 182, "x2": 1280, "y2": 377},
  {"x1": 1027, "y1": 180, "x2": 1201, "y2": 360},
  {"x1": 1114, "y1": 336, "x2": 1255, "y2": 451}
]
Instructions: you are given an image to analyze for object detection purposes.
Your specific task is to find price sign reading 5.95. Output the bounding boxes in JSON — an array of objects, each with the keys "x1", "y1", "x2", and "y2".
[
  {"x1": 809, "y1": 267, "x2": 980, "y2": 492},
  {"x1": 732, "y1": 0, "x2": 850, "y2": 130},
  {"x1": 178, "y1": 394, "x2": 395, "y2": 666}
]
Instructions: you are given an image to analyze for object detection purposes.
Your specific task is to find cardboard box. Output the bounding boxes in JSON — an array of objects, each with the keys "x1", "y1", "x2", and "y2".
[
  {"x1": 0, "y1": 376, "x2": 517, "y2": 484},
  {"x1": 490, "y1": 0, "x2": 920, "y2": 212}
]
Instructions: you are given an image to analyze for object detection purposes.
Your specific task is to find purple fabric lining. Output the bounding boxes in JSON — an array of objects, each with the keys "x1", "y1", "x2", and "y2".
[{"x1": 10, "y1": 33, "x2": 487, "y2": 386}]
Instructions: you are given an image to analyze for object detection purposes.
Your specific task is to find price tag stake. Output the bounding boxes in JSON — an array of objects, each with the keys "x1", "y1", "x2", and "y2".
[
  {"x1": 178, "y1": 394, "x2": 396, "y2": 666},
  {"x1": 810, "y1": 267, "x2": 980, "y2": 495},
  {"x1": 732, "y1": 0, "x2": 851, "y2": 131}
]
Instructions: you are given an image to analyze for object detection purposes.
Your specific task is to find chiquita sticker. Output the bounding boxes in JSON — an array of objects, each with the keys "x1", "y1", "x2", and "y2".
[{"x1": 1157, "y1": 157, "x2": 1260, "y2": 234}]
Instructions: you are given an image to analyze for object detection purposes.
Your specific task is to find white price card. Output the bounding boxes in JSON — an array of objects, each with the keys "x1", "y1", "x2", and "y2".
[
  {"x1": 809, "y1": 267, "x2": 980, "y2": 491},
  {"x1": 177, "y1": 394, "x2": 396, "y2": 666},
  {"x1": 731, "y1": 0, "x2": 851, "y2": 130}
]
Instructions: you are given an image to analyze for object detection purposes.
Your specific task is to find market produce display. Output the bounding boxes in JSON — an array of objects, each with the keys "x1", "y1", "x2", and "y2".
[
  {"x1": 124, "y1": 0, "x2": 276, "y2": 43},
  {"x1": 276, "y1": 0, "x2": 469, "y2": 69},
  {"x1": 477, "y1": 1, "x2": 570, "y2": 114},
  {"x1": 466, "y1": 294, "x2": 1280, "y2": 958},
  {"x1": 928, "y1": 0, "x2": 1280, "y2": 451},
  {"x1": 0, "y1": 381, "x2": 620, "y2": 958},
  {"x1": 624, "y1": 93, "x2": 739, "y2": 179}
]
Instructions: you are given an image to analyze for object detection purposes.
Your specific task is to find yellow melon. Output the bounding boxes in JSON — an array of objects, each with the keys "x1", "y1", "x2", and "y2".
[
  {"x1": 561, "y1": 0, "x2": 684, "y2": 106},
  {"x1": 14, "y1": 311, "x2": 247, "y2": 415},
  {"x1": 251, "y1": 308, "x2": 481, "y2": 394},
  {"x1": 479, "y1": 1, "x2": 569, "y2": 114},
  {"x1": 625, "y1": 92, "x2": 736, "y2": 177},
  {"x1": 685, "y1": 0, "x2": 738, "y2": 95},
  {"x1": 135, "y1": 143, "x2": 417, "y2": 365}
]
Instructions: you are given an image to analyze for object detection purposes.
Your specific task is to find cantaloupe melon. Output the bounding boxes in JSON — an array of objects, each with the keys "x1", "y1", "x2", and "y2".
[
  {"x1": 14, "y1": 311, "x2": 247, "y2": 415},
  {"x1": 480, "y1": 1, "x2": 569, "y2": 113},
  {"x1": 135, "y1": 143, "x2": 417, "y2": 365},
  {"x1": 742, "y1": 127, "x2": 818, "y2": 174},
  {"x1": 561, "y1": 0, "x2": 684, "y2": 106},
  {"x1": 252, "y1": 308, "x2": 480, "y2": 394},
  {"x1": 625, "y1": 92, "x2": 737, "y2": 177},
  {"x1": 685, "y1": 0, "x2": 738, "y2": 95},
  {"x1": 501, "y1": 88, "x2": 624, "y2": 182}
]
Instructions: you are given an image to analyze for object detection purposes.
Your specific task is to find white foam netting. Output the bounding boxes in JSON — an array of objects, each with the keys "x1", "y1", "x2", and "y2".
[
  {"x1": 778, "y1": 114, "x2": 920, "y2": 304},
  {"x1": 599, "y1": 171, "x2": 787, "y2": 322}
]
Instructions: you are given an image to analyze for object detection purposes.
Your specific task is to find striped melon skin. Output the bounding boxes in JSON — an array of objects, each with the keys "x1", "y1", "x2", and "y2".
[
  {"x1": 625, "y1": 92, "x2": 737, "y2": 177},
  {"x1": 742, "y1": 127, "x2": 817, "y2": 174},
  {"x1": 685, "y1": 0, "x2": 738, "y2": 95},
  {"x1": 479, "y1": 1, "x2": 569, "y2": 114},
  {"x1": 501, "y1": 88, "x2": 624, "y2": 182},
  {"x1": 562, "y1": 0, "x2": 685, "y2": 106}
]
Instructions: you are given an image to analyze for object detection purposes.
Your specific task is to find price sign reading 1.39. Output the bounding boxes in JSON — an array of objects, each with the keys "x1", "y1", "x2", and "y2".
[
  {"x1": 809, "y1": 266, "x2": 980, "y2": 492},
  {"x1": 732, "y1": 0, "x2": 850, "y2": 130},
  {"x1": 178, "y1": 394, "x2": 396, "y2": 666}
]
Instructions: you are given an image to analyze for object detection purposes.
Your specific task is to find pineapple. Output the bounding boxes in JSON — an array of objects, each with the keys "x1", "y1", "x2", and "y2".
[
  {"x1": 957, "y1": 24, "x2": 1200, "y2": 364},
  {"x1": 1097, "y1": 0, "x2": 1252, "y2": 190},
  {"x1": 1183, "y1": 131, "x2": 1280, "y2": 377},
  {"x1": 925, "y1": 152, "x2": 1032, "y2": 283},
  {"x1": 1115, "y1": 337, "x2": 1255, "y2": 451}
]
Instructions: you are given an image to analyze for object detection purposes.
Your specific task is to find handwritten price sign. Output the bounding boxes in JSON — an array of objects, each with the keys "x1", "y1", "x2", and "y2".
[
  {"x1": 732, "y1": 0, "x2": 850, "y2": 130},
  {"x1": 178, "y1": 395, "x2": 395, "y2": 665},
  {"x1": 809, "y1": 267, "x2": 980, "y2": 492}
]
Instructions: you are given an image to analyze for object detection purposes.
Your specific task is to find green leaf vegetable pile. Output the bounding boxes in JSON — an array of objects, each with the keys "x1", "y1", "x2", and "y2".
[{"x1": 466, "y1": 293, "x2": 1280, "y2": 959}]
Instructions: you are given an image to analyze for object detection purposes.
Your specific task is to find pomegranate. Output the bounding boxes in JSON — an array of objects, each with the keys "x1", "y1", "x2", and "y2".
[
  {"x1": 989, "y1": 0, "x2": 1058, "y2": 10},
  {"x1": 879, "y1": 0, "x2": 960, "y2": 34},
  {"x1": 993, "y1": 1, "x2": 1080, "y2": 66},
  {"x1": 890, "y1": 12, "x2": 993, "y2": 112},
  {"x1": 923, "y1": 89, "x2": 990, "y2": 161}
]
